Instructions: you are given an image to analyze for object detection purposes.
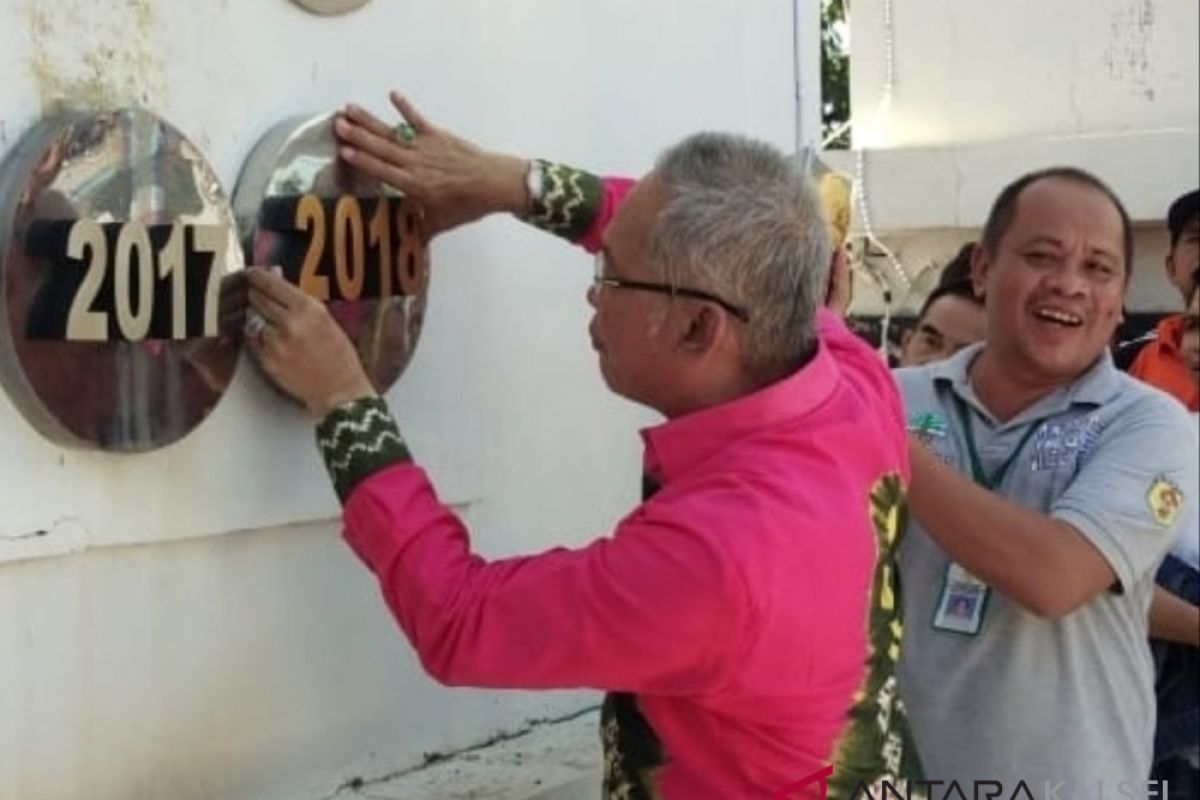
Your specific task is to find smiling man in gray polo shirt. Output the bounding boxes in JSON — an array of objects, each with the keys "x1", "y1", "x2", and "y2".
[{"x1": 895, "y1": 167, "x2": 1198, "y2": 793}]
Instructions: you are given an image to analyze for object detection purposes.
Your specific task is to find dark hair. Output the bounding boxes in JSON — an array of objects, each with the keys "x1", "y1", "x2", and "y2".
[
  {"x1": 980, "y1": 167, "x2": 1133, "y2": 278},
  {"x1": 937, "y1": 242, "x2": 976, "y2": 288},
  {"x1": 1168, "y1": 189, "x2": 1199, "y2": 246},
  {"x1": 916, "y1": 278, "x2": 981, "y2": 322}
]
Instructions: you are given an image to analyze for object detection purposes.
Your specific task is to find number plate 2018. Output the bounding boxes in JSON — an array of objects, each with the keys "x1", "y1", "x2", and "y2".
[
  {"x1": 233, "y1": 113, "x2": 429, "y2": 398},
  {"x1": 257, "y1": 194, "x2": 427, "y2": 303},
  {"x1": 23, "y1": 219, "x2": 228, "y2": 341}
]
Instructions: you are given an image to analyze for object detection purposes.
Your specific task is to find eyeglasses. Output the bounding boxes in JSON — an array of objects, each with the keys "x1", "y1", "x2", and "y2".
[{"x1": 593, "y1": 252, "x2": 750, "y2": 322}]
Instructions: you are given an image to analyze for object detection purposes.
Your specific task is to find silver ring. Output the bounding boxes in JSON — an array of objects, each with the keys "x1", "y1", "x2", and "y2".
[
  {"x1": 244, "y1": 312, "x2": 267, "y2": 338},
  {"x1": 392, "y1": 122, "x2": 416, "y2": 144}
]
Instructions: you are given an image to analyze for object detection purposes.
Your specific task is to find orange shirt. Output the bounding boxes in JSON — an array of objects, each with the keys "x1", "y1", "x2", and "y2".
[{"x1": 1129, "y1": 314, "x2": 1200, "y2": 411}]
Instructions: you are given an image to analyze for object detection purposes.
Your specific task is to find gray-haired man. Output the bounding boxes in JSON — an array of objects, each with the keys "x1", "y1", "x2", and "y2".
[{"x1": 245, "y1": 98, "x2": 923, "y2": 799}]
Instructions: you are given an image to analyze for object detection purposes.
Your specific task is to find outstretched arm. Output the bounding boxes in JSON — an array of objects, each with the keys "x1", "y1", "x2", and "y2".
[
  {"x1": 907, "y1": 439, "x2": 1117, "y2": 618},
  {"x1": 244, "y1": 267, "x2": 748, "y2": 691},
  {"x1": 333, "y1": 92, "x2": 633, "y2": 249},
  {"x1": 907, "y1": 403, "x2": 1195, "y2": 619}
]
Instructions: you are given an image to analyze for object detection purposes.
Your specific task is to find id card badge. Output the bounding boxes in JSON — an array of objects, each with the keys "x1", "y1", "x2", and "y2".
[{"x1": 933, "y1": 563, "x2": 990, "y2": 635}]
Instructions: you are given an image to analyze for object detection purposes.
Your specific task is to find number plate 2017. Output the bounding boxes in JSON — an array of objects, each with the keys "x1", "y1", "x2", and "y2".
[
  {"x1": 0, "y1": 108, "x2": 243, "y2": 451},
  {"x1": 23, "y1": 219, "x2": 229, "y2": 342},
  {"x1": 257, "y1": 194, "x2": 427, "y2": 303}
]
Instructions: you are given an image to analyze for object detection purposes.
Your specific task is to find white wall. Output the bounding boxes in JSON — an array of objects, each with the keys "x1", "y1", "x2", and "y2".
[
  {"x1": 839, "y1": 0, "x2": 1199, "y2": 314},
  {"x1": 0, "y1": 2, "x2": 798, "y2": 798},
  {"x1": 851, "y1": 0, "x2": 1199, "y2": 149}
]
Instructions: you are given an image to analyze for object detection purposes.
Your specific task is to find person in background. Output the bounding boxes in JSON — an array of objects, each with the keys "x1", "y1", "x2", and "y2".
[
  {"x1": 1182, "y1": 276, "x2": 1200, "y2": 387},
  {"x1": 1145, "y1": 274, "x2": 1199, "y2": 794},
  {"x1": 896, "y1": 167, "x2": 1197, "y2": 787},
  {"x1": 815, "y1": 162, "x2": 855, "y2": 316},
  {"x1": 1116, "y1": 187, "x2": 1200, "y2": 406},
  {"x1": 935, "y1": 242, "x2": 975, "y2": 287},
  {"x1": 246, "y1": 98, "x2": 925, "y2": 799},
  {"x1": 897, "y1": 275, "x2": 985, "y2": 368},
  {"x1": 877, "y1": 243, "x2": 984, "y2": 368},
  {"x1": 1114, "y1": 189, "x2": 1200, "y2": 793}
]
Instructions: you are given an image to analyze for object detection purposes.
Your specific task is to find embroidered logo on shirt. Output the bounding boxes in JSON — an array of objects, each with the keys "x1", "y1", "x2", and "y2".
[
  {"x1": 908, "y1": 412, "x2": 955, "y2": 466},
  {"x1": 907, "y1": 412, "x2": 947, "y2": 444},
  {"x1": 602, "y1": 693, "x2": 664, "y2": 800},
  {"x1": 1147, "y1": 475, "x2": 1185, "y2": 528},
  {"x1": 1031, "y1": 414, "x2": 1102, "y2": 472},
  {"x1": 825, "y1": 474, "x2": 926, "y2": 797}
]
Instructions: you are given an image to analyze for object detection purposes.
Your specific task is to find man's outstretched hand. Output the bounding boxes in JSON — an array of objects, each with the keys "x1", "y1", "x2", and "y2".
[{"x1": 333, "y1": 92, "x2": 529, "y2": 237}]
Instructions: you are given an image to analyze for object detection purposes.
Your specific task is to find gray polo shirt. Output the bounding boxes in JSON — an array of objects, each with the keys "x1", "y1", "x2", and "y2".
[{"x1": 894, "y1": 345, "x2": 1198, "y2": 791}]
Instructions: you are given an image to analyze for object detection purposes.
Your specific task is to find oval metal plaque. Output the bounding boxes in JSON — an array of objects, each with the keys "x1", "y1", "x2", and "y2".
[
  {"x1": 233, "y1": 113, "x2": 429, "y2": 398},
  {"x1": 291, "y1": 0, "x2": 374, "y2": 16},
  {"x1": 0, "y1": 109, "x2": 244, "y2": 452}
]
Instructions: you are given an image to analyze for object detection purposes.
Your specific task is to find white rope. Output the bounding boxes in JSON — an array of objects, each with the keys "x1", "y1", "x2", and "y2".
[
  {"x1": 882, "y1": 0, "x2": 896, "y2": 101},
  {"x1": 843, "y1": 0, "x2": 913, "y2": 356},
  {"x1": 855, "y1": 0, "x2": 908, "y2": 291}
]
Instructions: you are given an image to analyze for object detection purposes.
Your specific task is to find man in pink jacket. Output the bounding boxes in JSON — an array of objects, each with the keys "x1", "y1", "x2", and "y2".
[{"x1": 244, "y1": 96, "x2": 921, "y2": 799}]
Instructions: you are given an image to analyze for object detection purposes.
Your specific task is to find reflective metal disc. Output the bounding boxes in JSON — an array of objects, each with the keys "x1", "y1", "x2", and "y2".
[
  {"x1": 0, "y1": 109, "x2": 244, "y2": 452},
  {"x1": 233, "y1": 113, "x2": 429, "y2": 398},
  {"x1": 291, "y1": 0, "x2": 374, "y2": 16}
]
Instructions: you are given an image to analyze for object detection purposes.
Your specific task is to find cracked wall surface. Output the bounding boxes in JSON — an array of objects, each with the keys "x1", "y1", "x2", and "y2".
[
  {"x1": 24, "y1": 0, "x2": 168, "y2": 115},
  {"x1": 850, "y1": 0, "x2": 1197, "y2": 148}
]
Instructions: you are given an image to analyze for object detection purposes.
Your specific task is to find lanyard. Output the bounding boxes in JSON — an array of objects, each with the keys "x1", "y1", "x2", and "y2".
[{"x1": 951, "y1": 395, "x2": 1040, "y2": 490}]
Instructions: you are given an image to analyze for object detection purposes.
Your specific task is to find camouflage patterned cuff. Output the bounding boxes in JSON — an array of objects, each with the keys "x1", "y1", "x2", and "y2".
[
  {"x1": 315, "y1": 397, "x2": 412, "y2": 504},
  {"x1": 519, "y1": 159, "x2": 604, "y2": 243}
]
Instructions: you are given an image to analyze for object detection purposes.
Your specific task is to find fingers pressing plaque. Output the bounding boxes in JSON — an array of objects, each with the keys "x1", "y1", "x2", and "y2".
[{"x1": 232, "y1": 114, "x2": 430, "y2": 399}]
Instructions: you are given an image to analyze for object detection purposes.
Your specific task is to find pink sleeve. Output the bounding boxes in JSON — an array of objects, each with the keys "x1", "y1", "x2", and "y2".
[
  {"x1": 342, "y1": 463, "x2": 750, "y2": 692},
  {"x1": 575, "y1": 177, "x2": 637, "y2": 253}
]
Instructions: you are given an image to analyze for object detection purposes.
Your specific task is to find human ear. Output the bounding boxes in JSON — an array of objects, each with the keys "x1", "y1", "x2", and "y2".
[
  {"x1": 971, "y1": 245, "x2": 991, "y2": 299},
  {"x1": 679, "y1": 305, "x2": 723, "y2": 354}
]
